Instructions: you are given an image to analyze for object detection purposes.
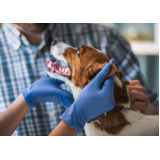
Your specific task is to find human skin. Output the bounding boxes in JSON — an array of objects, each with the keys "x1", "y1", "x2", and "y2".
[
  {"x1": 0, "y1": 94, "x2": 78, "y2": 136},
  {"x1": 0, "y1": 94, "x2": 30, "y2": 136},
  {"x1": 127, "y1": 80, "x2": 159, "y2": 115},
  {"x1": 13, "y1": 23, "x2": 49, "y2": 46},
  {"x1": 0, "y1": 80, "x2": 158, "y2": 136},
  {"x1": 49, "y1": 121, "x2": 78, "y2": 136}
]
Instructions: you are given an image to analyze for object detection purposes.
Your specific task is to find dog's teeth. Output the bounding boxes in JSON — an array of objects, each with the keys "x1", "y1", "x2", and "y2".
[
  {"x1": 62, "y1": 68, "x2": 65, "y2": 71},
  {"x1": 47, "y1": 61, "x2": 52, "y2": 68},
  {"x1": 59, "y1": 68, "x2": 62, "y2": 71},
  {"x1": 65, "y1": 68, "x2": 69, "y2": 72}
]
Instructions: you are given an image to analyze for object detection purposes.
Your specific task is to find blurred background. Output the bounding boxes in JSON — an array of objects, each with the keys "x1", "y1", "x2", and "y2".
[
  {"x1": 101, "y1": 23, "x2": 159, "y2": 98},
  {"x1": 0, "y1": 23, "x2": 159, "y2": 98}
]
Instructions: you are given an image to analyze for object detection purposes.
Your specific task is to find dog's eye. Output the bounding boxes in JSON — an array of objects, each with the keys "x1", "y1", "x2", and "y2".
[
  {"x1": 75, "y1": 48, "x2": 80, "y2": 54},
  {"x1": 76, "y1": 50, "x2": 79, "y2": 54}
]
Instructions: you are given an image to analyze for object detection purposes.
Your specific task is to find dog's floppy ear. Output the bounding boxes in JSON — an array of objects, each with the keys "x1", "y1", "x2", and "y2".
[
  {"x1": 117, "y1": 70, "x2": 123, "y2": 79},
  {"x1": 85, "y1": 62, "x2": 117, "y2": 82}
]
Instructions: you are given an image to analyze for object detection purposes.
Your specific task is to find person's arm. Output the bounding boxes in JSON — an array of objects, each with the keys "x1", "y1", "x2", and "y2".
[
  {"x1": 0, "y1": 78, "x2": 74, "y2": 136},
  {"x1": 126, "y1": 80, "x2": 159, "y2": 115},
  {"x1": 0, "y1": 94, "x2": 77, "y2": 136},
  {"x1": 49, "y1": 121, "x2": 78, "y2": 136},
  {"x1": 0, "y1": 61, "x2": 114, "y2": 136},
  {"x1": 0, "y1": 94, "x2": 30, "y2": 136}
]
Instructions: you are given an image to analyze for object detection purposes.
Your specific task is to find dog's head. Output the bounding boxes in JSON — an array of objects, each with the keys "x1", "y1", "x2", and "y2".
[{"x1": 46, "y1": 40, "x2": 130, "y2": 134}]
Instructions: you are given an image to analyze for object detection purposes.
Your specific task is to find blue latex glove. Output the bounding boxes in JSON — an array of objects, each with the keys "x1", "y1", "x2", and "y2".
[
  {"x1": 21, "y1": 78, "x2": 74, "y2": 109},
  {"x1": 60, "y1": 59, "x2": 115, "y2": 132}
]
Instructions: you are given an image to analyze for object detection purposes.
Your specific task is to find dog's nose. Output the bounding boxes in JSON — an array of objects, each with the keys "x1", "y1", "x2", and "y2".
[{"x1": 51, "y1": 39, "x2": 59, "y2": 46}]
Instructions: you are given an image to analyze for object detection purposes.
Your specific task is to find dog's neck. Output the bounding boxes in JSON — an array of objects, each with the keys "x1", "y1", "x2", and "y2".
[
  {"x1": 58, "y1": 77, "x2": 81, "y2": 99},
  {"x1": 47, "y1": 71, "x2": 81, "y2": 99},
  {"x1": 69, "y1": 82, "x2": 81, "y2": 99}
]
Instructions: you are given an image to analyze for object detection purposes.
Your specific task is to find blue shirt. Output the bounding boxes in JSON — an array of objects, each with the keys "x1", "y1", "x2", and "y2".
[{"x1": 0, "y1": 23, "x2": 158, "y2": 136}]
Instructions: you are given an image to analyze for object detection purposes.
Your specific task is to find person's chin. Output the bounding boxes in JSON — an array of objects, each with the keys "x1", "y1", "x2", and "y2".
[{"x1": 14, "y1": 23, "x2": 50, "y2": 33}]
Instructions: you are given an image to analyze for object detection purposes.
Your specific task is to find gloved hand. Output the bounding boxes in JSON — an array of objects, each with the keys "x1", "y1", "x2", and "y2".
[
  {"x1": 60, "y1": 59, "x2": 115, "y2": 132},
  {"x1": 21, "y1": 78, "x2": 74, "y2": 109}
]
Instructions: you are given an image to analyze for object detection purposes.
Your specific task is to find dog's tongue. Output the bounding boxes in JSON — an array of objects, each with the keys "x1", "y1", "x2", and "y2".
[{"x1": 45, "y1": 61, "x2": 71, "y2": 76}]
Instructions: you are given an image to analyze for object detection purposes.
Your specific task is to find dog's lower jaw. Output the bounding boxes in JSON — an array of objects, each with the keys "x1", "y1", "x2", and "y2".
[{"x1": 47, "y1": 71, "x2": 81, "y2": 100}]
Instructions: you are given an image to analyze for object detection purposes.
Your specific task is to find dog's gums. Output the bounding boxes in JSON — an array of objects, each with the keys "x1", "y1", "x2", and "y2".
[{"x1": 45, "y1": 61, "x2": 71, "y2": 77}]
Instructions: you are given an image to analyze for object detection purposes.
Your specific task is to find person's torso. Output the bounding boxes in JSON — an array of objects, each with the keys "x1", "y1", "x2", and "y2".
[
  {"x1": 0, "y1": 23, "x2": 110, "y2": 136},
  {"x1": 1, "y1": 23, "x2": 141, "y2": 136}
]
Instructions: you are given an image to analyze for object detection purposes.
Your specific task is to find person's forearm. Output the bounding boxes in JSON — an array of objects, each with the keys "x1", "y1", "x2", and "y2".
[
  {"x1": 49, "y1": 121, "x2": 78, "y2": 136},
  {"x1": 0, "y1": 94, "x2": 30, "y2": 136}
]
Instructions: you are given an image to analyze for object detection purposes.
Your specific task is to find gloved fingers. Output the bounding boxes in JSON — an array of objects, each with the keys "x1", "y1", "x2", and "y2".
[
  {"x1": 90, "y1": 63, "x2": 111, "y2": 89},
  {"x1": 61, "y1": 89, "x2": 74, "y2": 102},
  {"x1": 60, "y1": 96, "x2": 74, "y2": 108},
  {"x1": 54, "y1": 79, "x2": 65, "y2": 85},
  {"x1": 101, "y1": 74, "x2": 114, "y2": 93},
  {"x1": 109, "y1": 59, "x2": 115, "y2": 65},
  {"x1": 66, "y1": 95, "x2": 74, "y2": 104}
]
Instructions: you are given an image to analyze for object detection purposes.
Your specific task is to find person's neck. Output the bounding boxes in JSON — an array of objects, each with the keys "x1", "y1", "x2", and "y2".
[{"x1": 13, "y1": 24, "x2": 44, "y2": 46}]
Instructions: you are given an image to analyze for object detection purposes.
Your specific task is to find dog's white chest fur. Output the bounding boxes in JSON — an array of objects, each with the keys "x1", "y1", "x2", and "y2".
[{"x1": 84, "y1": 109, "x2": 159, "y2": 136}]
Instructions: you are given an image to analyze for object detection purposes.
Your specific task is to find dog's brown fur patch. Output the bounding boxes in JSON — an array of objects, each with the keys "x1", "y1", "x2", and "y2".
[
  {"x1": 64, "y1": 45, "x2": 130, "y2": 135},
  {"x1": 93, "y1": 106, "x2": 130, "y2": 135}
]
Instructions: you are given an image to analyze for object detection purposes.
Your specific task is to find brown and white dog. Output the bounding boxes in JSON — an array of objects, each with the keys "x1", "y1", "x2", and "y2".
[{"x1": 46, "y1": 40, "x2": 159, "y2": 136}]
